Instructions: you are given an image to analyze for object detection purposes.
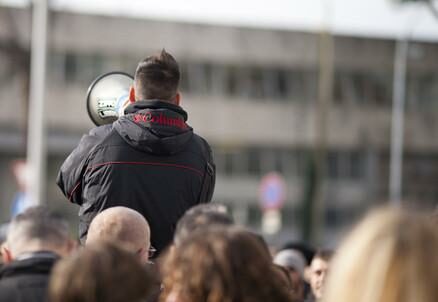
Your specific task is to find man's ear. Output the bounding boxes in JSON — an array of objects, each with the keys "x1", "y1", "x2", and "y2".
[
  {"x1": 129, "y1": 86, "x2": 136, "y2": 103},
  {"x1": 175, "y1": 92, "x2": 181, "y2": 106},
  {"x1": 1, "y1": 245, "x2": 13, "y2": 264}
]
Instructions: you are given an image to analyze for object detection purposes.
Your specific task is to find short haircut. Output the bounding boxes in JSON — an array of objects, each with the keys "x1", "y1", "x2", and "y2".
[
  {"x1": 312, "y1": 249, "x2": 334, "y2": 262},
  {"x1": 174, "y1": 203, "x2": 234, "y2": 246},
  {"x1": 134, "y1": 49, "x2": 180, "y2": 101},
  {"x1": 7, "y1": 206, "x2": 70, "y2": 253},
  {"x1": 86, "y1": 207, "x2": 150, "y2": 258}
]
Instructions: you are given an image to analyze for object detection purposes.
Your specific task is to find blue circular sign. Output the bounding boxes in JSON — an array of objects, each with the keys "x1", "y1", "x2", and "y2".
[{"x1": 259, "y1": 172, "x2": 286, "y2": 210}]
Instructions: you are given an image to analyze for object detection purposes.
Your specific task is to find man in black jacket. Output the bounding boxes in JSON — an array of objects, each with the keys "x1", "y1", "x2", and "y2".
[
  {"x1": 57, "y1": 49, "x2": 215, "y2": 254},
  {"x1": 0, "y1": 206, "x2": 75, "y2": 302}
]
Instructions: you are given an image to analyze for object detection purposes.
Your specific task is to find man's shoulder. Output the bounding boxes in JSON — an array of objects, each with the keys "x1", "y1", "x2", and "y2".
[
  {"x1": 0, "y1": 255, "x2": 57, "y2": 277},
  {"x1": 80, "y1": 124, "x2": 117, "y2": 155},
  {"x1": 88, "y1": 124, "x2": 113, "y2": 138},
  {"x1": 188, "y1": 133, "x2": 213, "y2": 159},
  {"x1": 191, "y1": 132, "x2": 212, "y2": 149},
  {"x1": 0, "y1": 281, "x2": 17, "y2": 302},
  {"x1": 0, "y1": 263, "x2": 50, "y2": 295},
  {"x1": 0, "y1": 256, "x2": 55, "y2": 294},
  {"x1": 0, "y1": 273, "x2": 49, "y2": 302}
]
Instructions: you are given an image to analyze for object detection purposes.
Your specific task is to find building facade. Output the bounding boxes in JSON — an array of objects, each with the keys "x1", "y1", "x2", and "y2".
[{"x1": 0, "y1": 6, "x2": 437, "y2": 244}]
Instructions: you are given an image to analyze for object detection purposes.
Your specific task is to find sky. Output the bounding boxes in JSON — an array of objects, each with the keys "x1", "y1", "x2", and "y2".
[{"x1": 1, "y1": 0, "x2": 438, "y2": 41}]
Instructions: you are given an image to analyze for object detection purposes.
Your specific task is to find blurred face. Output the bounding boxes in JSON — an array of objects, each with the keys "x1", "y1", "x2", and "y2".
[{"x1": 309, "y1": 257, "x2": 329, "y2": 300}]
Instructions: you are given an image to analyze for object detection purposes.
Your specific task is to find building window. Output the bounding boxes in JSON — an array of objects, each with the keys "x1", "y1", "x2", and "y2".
[
  {"x1": 64, "y1": 52, "x2": 77, "y2": 83},
  {"x1": 213, "y1": 146, "x2": 317, "y2": 178},
  {"x1": 407, "y1": 72, "x2": 438, "y2": 110},
  {"x1": 334, "y1": 70, "x2": 392, "y2": 106},
  {"x1": 63, "y1": 52, "x2": 104, "y2": 85},
  {"x1": 179, "y1": 61, "x2": 317, "y2": 103},
  {"x1": 327, "y1": 150, "x2": 365, "y2": 180}
]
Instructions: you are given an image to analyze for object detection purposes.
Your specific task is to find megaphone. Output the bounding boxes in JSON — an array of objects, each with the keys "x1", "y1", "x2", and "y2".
[{"x1": 86, "y1": 71, "x2": 134, "y2": 126}]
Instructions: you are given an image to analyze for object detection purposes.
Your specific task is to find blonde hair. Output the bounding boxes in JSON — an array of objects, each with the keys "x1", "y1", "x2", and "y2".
[{"x1": 323, "y1": 207, "x2": 438, "y2": 302}]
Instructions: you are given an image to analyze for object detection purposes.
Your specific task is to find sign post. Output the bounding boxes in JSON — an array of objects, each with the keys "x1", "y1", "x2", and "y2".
[{"x1": 259, "y1": 172, "x2": 287, "y2": 234}]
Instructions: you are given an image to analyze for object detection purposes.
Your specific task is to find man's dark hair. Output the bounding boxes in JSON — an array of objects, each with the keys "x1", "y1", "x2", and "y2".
[
  {"x1": 174, "y1": 204, "x2": 234, "y2": 246},
  {"x1": 134, "y1": 49, "x2": 180, "y2": 102},
  {"x1": 312, "y1": 249, "x2": 334, "y2": 262}
]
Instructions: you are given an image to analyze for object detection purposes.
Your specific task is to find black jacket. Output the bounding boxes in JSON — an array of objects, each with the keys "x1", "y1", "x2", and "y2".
[
  {"x1": 0, "y1": 252, "x2": 59, "y2": 302},
  {"x1": 57, "y1": 100, "x2": 215, "y2": 253}
]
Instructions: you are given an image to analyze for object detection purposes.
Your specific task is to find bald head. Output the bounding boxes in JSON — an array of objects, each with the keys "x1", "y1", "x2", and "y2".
[{"x1": 86, "y1": 207, "x2": 151, "y2": 263}]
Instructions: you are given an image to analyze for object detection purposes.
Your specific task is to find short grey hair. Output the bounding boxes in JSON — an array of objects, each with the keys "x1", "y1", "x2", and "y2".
[{"x1": 7, "y1": 206, "x2": 70, "y2": 254}]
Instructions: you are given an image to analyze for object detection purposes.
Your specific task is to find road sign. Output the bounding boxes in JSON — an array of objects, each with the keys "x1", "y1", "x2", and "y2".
[
  {"x1": 262, "y1": 209, "x2": 282, "y2": 235},
  {"x1": 259, "y1": 172, "x2": 286, "y2": 211}
]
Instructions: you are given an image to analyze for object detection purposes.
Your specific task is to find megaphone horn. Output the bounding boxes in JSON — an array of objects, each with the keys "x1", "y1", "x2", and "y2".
[{"x1": 86, "y1": 71, "x2": 134, "y2": 126}]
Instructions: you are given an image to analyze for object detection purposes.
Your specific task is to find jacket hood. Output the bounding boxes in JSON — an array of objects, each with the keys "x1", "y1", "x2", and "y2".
[{"x1": 114, "y1": 100, "x2": 193, "y2": 155}]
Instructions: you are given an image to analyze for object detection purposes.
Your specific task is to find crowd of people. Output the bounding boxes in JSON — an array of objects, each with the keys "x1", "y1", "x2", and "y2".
[
  {"x1": 1, "y1": 50, "x2": 437, "y2": 302},
  {"x1": 1, "y1": 204, "x2": 437, "y2": 302}
]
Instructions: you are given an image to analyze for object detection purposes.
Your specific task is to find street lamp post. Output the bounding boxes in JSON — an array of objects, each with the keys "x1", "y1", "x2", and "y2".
[
  {"x1": 26, "y1": 0, "x2": 49, "y2": 206},
  {"x1": 389, "y1": 38, "x2": 409, "y2": 206}
]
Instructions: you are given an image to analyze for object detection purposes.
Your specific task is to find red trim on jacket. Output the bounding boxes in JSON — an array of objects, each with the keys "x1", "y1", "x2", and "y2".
[
  {"x1": 68, "y1": 181, "x2": 81, "y2": 202},
  {"x1": 87, "y1": 161, "x2": 204, "y2": 177}
]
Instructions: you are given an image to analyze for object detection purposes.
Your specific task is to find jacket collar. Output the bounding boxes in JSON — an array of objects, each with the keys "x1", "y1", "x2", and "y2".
[
  {"x1": 124, "y1": 100, "x2": 188, "y2": 121},
  {"x1": 0, "y1": 251, "x2": 59, "y2": 278}
]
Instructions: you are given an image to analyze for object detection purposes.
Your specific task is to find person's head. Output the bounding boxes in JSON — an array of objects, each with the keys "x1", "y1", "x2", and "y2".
[
  {"x1": 274, "y1": 249, "x2": 307, "y2": 301},
  {"x1": 1, "y1": 206, "x2": 74, "y2": 262},
  {"x1": 50, "y1": 242, "x2": 154, "y2": 302},
  {"x1": 279, "y1": 241, "x2": 315, "y2": 266},
  {"x1": 323, "y1": 207, "x2": 438, "y2": 302},
  {"x1": 130, "y1": 49, "x2": 181, "y2": 104},
  {"x1": 174, "y1": 203, "x2": 234, "y2": 247},
  {"x1": 160, "y1": 226, "x2": 292, "y2": 302},
  {"x1": 274, "y1": 249, "x2": 306, "y2": 278},
  {"x1": 86, "y1": 206, "x2": 151, "y2": 264},
  {"x1": 307, "y1": 249, "x2": 333, "y2": 301}
]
